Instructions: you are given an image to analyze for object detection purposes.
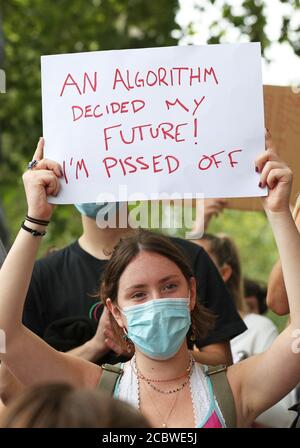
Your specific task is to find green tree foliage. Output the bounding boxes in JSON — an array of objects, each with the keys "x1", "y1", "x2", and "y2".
[
  {"x1": 0, "y1": 0, "x2": 179, "y2": 252},
  {"x1": 181, "y1": 0, "x2": 300, "y2": 57}
]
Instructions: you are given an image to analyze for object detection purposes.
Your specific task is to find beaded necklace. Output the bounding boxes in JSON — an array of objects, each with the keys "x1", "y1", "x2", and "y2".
[{"x1": 132, "y1": 355, "x2": 194, "y2": 395}]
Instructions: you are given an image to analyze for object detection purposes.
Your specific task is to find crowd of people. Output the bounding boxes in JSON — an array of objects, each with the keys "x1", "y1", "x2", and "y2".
[{"x1": 0, "y1": 131, "x2": 299, "y2": 428}]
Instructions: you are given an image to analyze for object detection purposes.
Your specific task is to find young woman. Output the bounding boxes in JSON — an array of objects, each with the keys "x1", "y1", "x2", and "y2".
[{"x1": 0, "y1": 136, "x2": 300, "y2": 428}]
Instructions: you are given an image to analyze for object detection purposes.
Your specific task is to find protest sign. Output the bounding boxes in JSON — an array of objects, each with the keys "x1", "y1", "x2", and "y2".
[{"x1": 41, "y1": 43, "x2": 265, "y2": 204}]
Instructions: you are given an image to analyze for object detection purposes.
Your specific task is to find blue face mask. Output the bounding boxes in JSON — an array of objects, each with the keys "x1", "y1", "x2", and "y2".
[
  {"x1": 74, "y1": 202, "x2": 120, "y2": 220},
  {"x1": 121, "y1": 298, "x2": 191, "y2": 360}
]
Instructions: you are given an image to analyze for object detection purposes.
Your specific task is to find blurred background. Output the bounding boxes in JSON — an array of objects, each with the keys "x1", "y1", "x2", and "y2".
[{"x1": 0, "y1": 0, "x2": 299, "y2": 329}]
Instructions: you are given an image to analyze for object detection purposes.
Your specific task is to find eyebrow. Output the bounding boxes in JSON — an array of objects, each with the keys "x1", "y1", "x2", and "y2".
[{"x1": 125, "y1": 275, "x2": 181, "y2": 291}]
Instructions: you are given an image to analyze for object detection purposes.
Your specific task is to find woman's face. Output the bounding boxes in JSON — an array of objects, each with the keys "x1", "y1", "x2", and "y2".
[{"x1": 107, "y1": 251, "x2": 196, "y2": 329}]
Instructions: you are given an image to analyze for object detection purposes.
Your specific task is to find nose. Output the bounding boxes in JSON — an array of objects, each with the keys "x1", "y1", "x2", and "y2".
[{"x1": 151, "y1": 290, "x2": 164, "y2": 300}]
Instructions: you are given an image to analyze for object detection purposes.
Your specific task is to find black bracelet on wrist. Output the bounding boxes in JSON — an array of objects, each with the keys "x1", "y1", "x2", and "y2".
[
  {"x1": 21, "y1": 221, "x2": 47, "y2": 237},
  {"x1": 25, "y1": 215, "x2": 50, "y2": 226}
]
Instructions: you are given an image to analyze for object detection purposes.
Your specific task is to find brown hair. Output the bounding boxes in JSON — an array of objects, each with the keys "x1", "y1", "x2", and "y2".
[
  {"x1": 0, "y1": 383, "x2": 150, "y2": 428},
  {"x1": 200, "y1": 233, "x2": 246, "y2": 312},
  {"x1": 99, "y1": 229, "x2": 216, "y2": 350},
  {"x1": 244, "y1": 277, "x2": 267, "y2": 315}
]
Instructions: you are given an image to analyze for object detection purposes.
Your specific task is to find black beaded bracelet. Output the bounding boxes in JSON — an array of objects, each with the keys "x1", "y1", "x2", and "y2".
[
  {"x1": 21, "y1": 222, "x2": 47, "y2": 237},
  {"x1": 25, "y1": 215, "x2": 50, "y2": 226}
]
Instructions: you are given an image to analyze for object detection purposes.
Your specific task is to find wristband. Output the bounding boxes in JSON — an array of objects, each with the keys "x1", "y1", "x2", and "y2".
[
  {"x1": 21, "y1": 222, "x2": 47, "y2": 237},
  {"x1": 25, "y1": 215, "x2": 50, "y2": 226}
]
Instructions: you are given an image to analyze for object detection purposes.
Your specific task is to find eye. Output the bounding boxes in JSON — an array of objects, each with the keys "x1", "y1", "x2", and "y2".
[
  {"x1": 131, "y1": 291, "x2": 147, "y2": 300},
  {"x1": 162, "y1": 283, "x2": 178, "y2": 292}
]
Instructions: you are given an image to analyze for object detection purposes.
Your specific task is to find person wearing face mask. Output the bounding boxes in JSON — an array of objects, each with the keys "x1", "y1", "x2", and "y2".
[
  {"x1": 0, "y1": 144, "x2": 300, "y2": 428},
  {"x1": 18, "y1": 199, "x2": 244, "y2": 370},
  {"x1": 17, "y1": 141, "x2": 247, "y2": 369}
]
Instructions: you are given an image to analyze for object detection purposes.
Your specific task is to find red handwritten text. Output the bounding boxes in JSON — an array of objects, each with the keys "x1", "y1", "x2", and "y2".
[
  {"x1": 165, "y1": 97, "x2": 206, "y2": 116},
  {"x1": 197, "y1": 149, "x2": 242, "y2": 171},
  {"x1": 112, "y1": 66, "x2": 219, "y2": 91},
  {"x1": 72, "y1": 99, "x2": 145, "y2": 121},
  {"x1": 103, "y1": 121, "x2": 189, "y2": 151},
  {"x1": 102, "y1": 155, "x2": 180, "y2": 178},
  {"x1": 63, "y1": 157, "x2": 89, "y2": 184},
  {"x1": 60, "y1": 72, "x2": 98, "y2": 97}
]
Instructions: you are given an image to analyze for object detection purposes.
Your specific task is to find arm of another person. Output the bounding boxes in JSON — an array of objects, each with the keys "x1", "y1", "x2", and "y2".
[
  {"x1": 266, "y1": 260, "x2": 289, "y2": 315},
  {"x1": 192, "y1": 341, "x2": 233, "y2": 366},
  {"x1": 266, "y1": 202, "x2": 300, "y2": 315},
  {"x1": 0, "y1": 140, "x2": 100, "y2": 389},
  {"x1": 228, "y1": 149, "x2": 300, "y2": 426}
]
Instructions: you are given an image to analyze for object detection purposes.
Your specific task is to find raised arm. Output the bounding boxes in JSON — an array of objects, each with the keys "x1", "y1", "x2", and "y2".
[
  {"x1": 228, "y1": 144, "x2": 300, "y2": 426},
  {"x1": 0, "y1": 139, "x2": 100, "y2": 388}
]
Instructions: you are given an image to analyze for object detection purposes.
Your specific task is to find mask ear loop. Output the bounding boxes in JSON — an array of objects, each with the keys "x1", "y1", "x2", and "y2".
[
  {"x1": 118, "y1": 308, "x2": 135, "y2": 352},
  {"x1": 122, "y1": 328, "x2": 134, "y2": 353},
  {"x1": 188, "y1": 290, "x2": 197, "y2": 342},
  {"x1": 122, "y1": 327, "x2": 130, "y2": 341}
]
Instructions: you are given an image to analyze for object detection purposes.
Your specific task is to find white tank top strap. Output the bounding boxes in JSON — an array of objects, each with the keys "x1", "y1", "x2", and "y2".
[
  {"x1": 114, "y1": 360, "x2": 140, "y2": 408},
  {"x1": 189, "y1": 362, "x2": 213, "y2": 426},
  {"x1": 114, "y1": 359, "x2": 222, "y2": 427}
]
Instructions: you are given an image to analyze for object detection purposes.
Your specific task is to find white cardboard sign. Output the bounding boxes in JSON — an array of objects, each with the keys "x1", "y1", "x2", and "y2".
[{"x1": 41, "y1": 43, "x2": 266, "y2": 204}]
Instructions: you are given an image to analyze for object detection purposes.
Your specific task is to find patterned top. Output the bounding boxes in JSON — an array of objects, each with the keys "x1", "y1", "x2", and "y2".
[{"x1": 113, "y1": 359, "x2": 226, "y2": 428}]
